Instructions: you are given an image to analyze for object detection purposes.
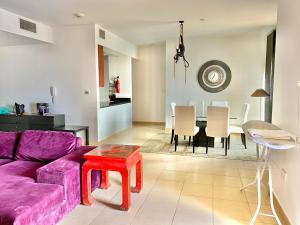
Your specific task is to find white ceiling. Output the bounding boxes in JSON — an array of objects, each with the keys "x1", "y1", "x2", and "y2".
[{"x1": 0, "y1": 0, "x2": 277, "y2": 45}]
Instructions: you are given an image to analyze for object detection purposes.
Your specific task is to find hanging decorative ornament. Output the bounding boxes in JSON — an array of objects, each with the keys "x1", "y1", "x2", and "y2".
[{"x1": 173, "y1": 21, "x2": 189, "y2": 84}]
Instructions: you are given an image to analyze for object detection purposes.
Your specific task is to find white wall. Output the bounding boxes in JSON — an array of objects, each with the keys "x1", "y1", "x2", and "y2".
[
  {"x1": 108, "y1": 55, "x2": 118, "y2": 79},
  {"x1": 94, "y1": 24, "x2": 135, "y2": 140},
  {"x1": 132, "y1": 43, "x2": 166, "y2": 122},
  {"x1": 100, "y1": 54, "x2": 132, "y2": 99},
  {"x1": 116, "y1": 55, "x2": 132, "y2": 97},
  {"x1": 165, "y1": 32, "x2": 268, "y2": 128},
  {"x1": 0, "y1": 8, "x2": 53, "y2": 43},
  {"x1": 272, "y1": 0, "x2": 300, "y2": 223},
  {"x1": 95, "y1": 24, "x2": 137, "y2": 59},
  {"x1": 0, "y1": 25, "x2": 99, "y2": 141}
]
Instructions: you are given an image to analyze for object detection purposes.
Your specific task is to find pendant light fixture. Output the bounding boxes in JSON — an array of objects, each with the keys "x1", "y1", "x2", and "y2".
[{"x1": 173, "y1": 21, "x2": 189, "y2": 84}]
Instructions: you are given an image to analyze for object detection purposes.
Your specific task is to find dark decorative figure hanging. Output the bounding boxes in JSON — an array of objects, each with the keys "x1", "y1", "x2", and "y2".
[{"x1": 173, "y1": 21, "x2": 189, "y2": 83}]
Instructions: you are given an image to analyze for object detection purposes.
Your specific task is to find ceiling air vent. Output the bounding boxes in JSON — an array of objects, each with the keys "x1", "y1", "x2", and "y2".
[
  {"x1": 19, "y1": 18, "x2": 37, "y2": 33},
  {"x1": 99, "y1": 29, "x2": 105, "y2": 40}
]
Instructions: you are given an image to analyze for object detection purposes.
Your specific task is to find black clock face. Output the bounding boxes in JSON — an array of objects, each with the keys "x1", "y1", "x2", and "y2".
[{"x1": 198, "y1": 60, "x2": 231, "y2": 93}]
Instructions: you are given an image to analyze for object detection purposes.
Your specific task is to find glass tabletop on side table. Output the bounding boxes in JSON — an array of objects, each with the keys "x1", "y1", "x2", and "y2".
[{"x1": 84, "y1": 144, "x2": 141, "y2": 160}]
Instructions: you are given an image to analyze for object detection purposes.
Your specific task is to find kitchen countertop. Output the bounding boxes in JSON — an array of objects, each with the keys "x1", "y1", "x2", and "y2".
[{"x1": 100, "y1": 100, "x2": 131, "y2": 108}]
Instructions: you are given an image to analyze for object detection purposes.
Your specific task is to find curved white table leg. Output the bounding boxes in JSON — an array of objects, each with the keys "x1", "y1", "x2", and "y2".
[
  {"x1": 260, "y1": 148, "x2": 269, "y2": 180},
  {"x1": 250, "y1": 167, "x2": 261, "y2": 225},
  {"x1": 240, "y1": 180, "x2": 256, "y2": 191},
  {"x1": 268, "y1": 164, "x2": 282, "y2": 225},
  {"x1": 248, "y1": 148, "x2": 283, "y2": 225},
  {"x1": 260, "y1": 146, "x2": 267, "y2": 161},
  {"x1": 256, "y1": 144, "x2": 260, "y2": 159},
  {"x1": 240, "y1": 147, "x2": 269, "y2": 192}
]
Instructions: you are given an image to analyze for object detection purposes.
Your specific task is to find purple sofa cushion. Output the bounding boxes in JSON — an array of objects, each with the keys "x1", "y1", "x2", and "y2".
[
  {"x1": 37, "y1": 146, "x2": 100, "y2": 206},
  {"x1": 16, "y1": 130, "x2": 77, "y2": 162},
  {"x1": 0, "y1": 131, "x2": 18, "y2": 159},
  {"x1": 0, "y1": 159, "x2": 13, "y2": 166},
  {"x1": 0, "y1": 160, "x2": 44, "y2": 181},
  {"x1": 0, "y1": 180, "x2": 64, "y2": 225},
  {"x1": 75, "y1": 137, "x2": 82, "y2": 148}
]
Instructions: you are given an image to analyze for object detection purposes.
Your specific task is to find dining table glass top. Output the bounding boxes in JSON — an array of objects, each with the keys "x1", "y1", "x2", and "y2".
[{"x1": 196, "y1": 115, "x2": 238, "y2": 120}]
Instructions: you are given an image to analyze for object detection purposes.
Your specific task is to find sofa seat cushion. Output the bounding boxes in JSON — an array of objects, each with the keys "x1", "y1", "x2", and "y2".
[
  {"x1": 0, "y1": 131, "x2": 18, "y2": 159},
  {"x1": 0, "y1": 159, "x2": 13, "y2": 166},
  {"x1": 16, "y1": 130, "x2": 77, "y2": 162},
  {"x1": 0, "y1": 180, "x2": 65, "y2": 225},
  {"x1": 0, "y1": 160, "x2": 44, "y2": 181}
]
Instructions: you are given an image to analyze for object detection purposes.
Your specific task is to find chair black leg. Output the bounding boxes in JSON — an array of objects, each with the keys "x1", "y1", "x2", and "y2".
[
  {"x1": 175, "y1": 135, "x2": 178, "y2": 152},
  {"x1": 225, "y1": 138, "x2": 228, "y2": 156},
  {"x1": 228, "y1": 135, "x2": 230, "y2": 150},
  {"x1": 240, "y1": 133, "x2": 244, "y2": 147},
  {"x1": 189, "y1": 136, "x2": 191, "y2": 146},
  {"x1": 206, "y1": 136, "x2": 209, "y2": 154},
  {"x1": 221, "y1": 138, "x2": 224, "y2": 148},
  {"x1": 192, "y1": 136, "x2": 195, "y2": 153},
  {"x1": 184, "y1": 136, "x2": 186, "y2": 140},
  {"x1": 170, "y1": 129, "x2": 174, "y2": 144},
  {"x1": 241, "y1": 133, "x2": 247, "y2": 149}
]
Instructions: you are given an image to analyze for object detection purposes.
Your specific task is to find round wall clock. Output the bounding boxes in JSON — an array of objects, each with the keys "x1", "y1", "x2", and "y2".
[{"x1": 197, "y1": 60, "x2": 231, "y2": 93}]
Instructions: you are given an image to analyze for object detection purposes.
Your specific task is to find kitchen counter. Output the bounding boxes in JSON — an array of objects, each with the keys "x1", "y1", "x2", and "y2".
[
  {"x1": 100, "y1": 100, "x2": 131, "y2": 108},
  {"x1": 98, "y1": 102, "x2": 132, "y2": 141}
]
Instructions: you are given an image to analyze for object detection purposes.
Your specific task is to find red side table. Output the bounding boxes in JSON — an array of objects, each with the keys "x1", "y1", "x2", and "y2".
[{"x1": 82, "y1": 144, "x2": 143, "y2": 211}]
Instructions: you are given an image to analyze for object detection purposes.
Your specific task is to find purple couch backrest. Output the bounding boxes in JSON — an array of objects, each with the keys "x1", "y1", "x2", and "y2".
[
  {"x1": 0, "y1": 131, "x2": 19, "y2": 159},
  {"x1": 16, "y1": 130, "x2": 78, "y2": 162}
]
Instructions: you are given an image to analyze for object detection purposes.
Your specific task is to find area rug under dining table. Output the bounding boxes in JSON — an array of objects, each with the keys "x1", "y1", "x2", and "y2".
[{"x1": 140, "y1": 132, "x2": 258, "y2": 161}]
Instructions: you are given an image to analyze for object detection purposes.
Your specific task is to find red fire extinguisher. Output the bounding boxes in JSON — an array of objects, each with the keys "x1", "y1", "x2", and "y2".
[
  {"x1": 115, "y1": 76, "x2": 121, "y2": 93},
  {"x1": 115, "y1": 76, "x2": 120, "y2": 93}
]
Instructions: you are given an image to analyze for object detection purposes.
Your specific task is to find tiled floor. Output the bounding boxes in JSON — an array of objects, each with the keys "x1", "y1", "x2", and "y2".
[{"x1": 59, "y1": 124, "x2": 277, "y2": 225}]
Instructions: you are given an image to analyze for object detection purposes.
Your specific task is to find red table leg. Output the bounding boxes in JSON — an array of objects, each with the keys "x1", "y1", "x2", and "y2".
[
  {"x1": 82, "y1": 161, "x2": 93, "y2": 205},
  {"x1": 132, "y1": 158, "x2": 143, "y2": 193},
  {"x1": 100, "y1": 170, "x2": 110, "y2": 189},
  {"x1": 120, "y1": 170, "x2": 131, "y2": 211}
]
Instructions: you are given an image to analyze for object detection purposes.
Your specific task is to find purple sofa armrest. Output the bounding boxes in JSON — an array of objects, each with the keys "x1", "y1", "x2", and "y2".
[{"x1": 36, "y1": 146, "x2": 100, "y2": 207}]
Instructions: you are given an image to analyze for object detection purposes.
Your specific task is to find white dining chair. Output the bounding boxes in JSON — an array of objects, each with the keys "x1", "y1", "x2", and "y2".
[
  {"x1": 186, "y1": 100, "x2": 197, "y2": 140},
  {"x1": 211, "y1": 100, "x2": 228, "y2": 107},
  {"x1": 200, "y1": 100, "x2": 205, "y2": 117},
  {"x1": 170, "y1": 102, "x2": 176, "y2": 144},
  {"x1": 174, "y1": 106, "x2": 200, "y2": 153},
  {"x1": 187, "y1": 100, "x2": 196, "y2": 107},
  {"x1": 229, "y1": 103, "x2": 250, "y2": 149},
  {"x1": 205, "y1": 106, "x2": 230, "y2": 156}
]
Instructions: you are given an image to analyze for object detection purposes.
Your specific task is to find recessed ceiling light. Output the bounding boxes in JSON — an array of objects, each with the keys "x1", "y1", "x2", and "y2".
[{"x1": 74, "y1": 13, "x2": 85, "y2": 18}]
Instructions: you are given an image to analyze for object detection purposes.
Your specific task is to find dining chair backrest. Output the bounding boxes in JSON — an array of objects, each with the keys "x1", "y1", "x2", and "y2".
[
  {"x1": 170, "y1": 102, "x2": 176, "y2": 129},
  {"x1": 211, "y1": 100, "x2": 228, "y2": 107},
  {"x1": 241, "y1": 103, "x2": 250, "y2": 124},
  {"x1": 206, "y1": 106, "x2": 230, "y2": 138},
  {"x1": 199, "y1": 100, "x2": 205, "y2": 116},
  {"x1": 187, "y1": 100, "x2": 196, "y2": 107},
  {"x1": 170, "y1": 102, "x2": 176, "y2": 116},
  {"x1": 175, "y1": 106, "x2": 196, "y2": 136},
  {"x1": 187, "y1": 100, "x2": 197, "y2": 119}
]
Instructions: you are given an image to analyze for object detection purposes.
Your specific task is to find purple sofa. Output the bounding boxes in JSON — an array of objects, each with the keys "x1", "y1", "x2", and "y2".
[{"x1": 0, "y1": 130, "x2": 100, "y2": 225}]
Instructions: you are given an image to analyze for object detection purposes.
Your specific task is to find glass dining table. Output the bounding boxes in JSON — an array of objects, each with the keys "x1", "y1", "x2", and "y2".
[{"x1": 194, "y1": 115, "x2": 237, "y2": 147}]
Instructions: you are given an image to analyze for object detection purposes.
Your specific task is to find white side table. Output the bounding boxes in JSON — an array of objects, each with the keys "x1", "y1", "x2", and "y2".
[{"x1": 241, "y1": 124, "x2": 295, "y2": 225}]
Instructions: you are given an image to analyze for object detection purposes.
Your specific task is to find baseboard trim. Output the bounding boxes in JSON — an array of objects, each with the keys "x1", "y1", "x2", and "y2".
[
  {"x1": 273, "y1": 194, "x2": 292, "y2": 225},
  {"x1": 133, "y1": 121, "x2": 165, "y2": 126}
]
